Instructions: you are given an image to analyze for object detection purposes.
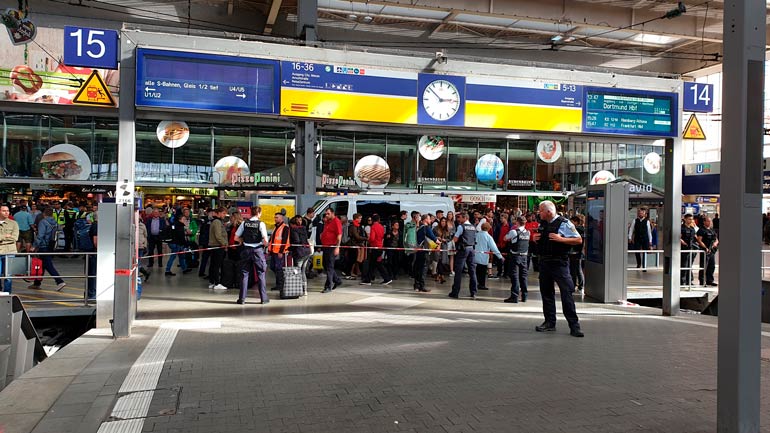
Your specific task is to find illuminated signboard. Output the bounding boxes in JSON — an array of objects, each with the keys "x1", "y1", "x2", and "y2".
[
  {"x1": 582, "y1": 87, "x2": 678, "y2": 137},
  {"x1": 136, "y1": 48, "x2": 280, "y2": 114}
]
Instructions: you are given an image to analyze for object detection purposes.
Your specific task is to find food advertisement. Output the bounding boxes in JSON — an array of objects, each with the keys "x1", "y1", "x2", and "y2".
[
  {"x1": 0, "y1": 26, "x2": 119, "y2": 105},
  {"x1": 156, "y1": 121, "x2": 190, "y2": 148},
  {"x1": 354, "y1": 155, "x2": 390, "y2": 189},
  {"x1": 213, "y1": 156, "x2": 249, "y2": 185},
  {"x1": 418, "y1": 135, "x2": 446, "y2": 161},
  {"x1": 40, "y1": 144, "x2": 91, "y2": 180},
  {"x1": 537, "y1": 140, "x2": 562, "y2": 163},
  {"x1": 475, "y1": 154, "x2": 504, "y2": 185},
  {"x1": 590, "y1": 170, "x2": 616, "y2": 185},
  {"x1": 643, "y1": 152, "x2": 661, "y2": 174}
]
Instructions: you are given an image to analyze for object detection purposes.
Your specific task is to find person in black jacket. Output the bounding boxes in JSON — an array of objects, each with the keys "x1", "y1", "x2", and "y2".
[
  {"x1": 165, "y1": 215, "x2": 191, "y2": 276},
  {"x1": 197, "y1": 209, "x2": 212, "y2": 278},
  {"x1": 289, "y1": 215, "x2": 311, "y2": 275}
]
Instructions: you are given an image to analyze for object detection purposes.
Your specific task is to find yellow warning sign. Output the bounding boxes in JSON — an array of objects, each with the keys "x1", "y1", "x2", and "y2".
[
  {"x1": 683, "y1": 114, "x2": 706, "y2": 140},
  {"x1": 72, "y1": 71, "x2": 116, "y2": 107}
]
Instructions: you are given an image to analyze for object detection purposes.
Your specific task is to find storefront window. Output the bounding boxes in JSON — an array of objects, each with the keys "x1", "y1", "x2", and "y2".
[
  {"x1": 447, "y1": 137, "x2": 477, "y2": 190},
  {"x1": 506, "y1": 140, "x2": 535, "y2": 191},
  {"x1": 136, "y1": 121, "x2": 212, "y2": 184},
  {"x1": 319, "y1": 130, "x2": 355, "y2": 190},
  {"x1": 535, "y1": 140, "x2": 567, "y2": 192},
  {"x1": 414, "y1": 134, "x2": 447, "y2": 190},
  {"x1": 477, "y1": 138, "x2": 505, "y2": 191}
]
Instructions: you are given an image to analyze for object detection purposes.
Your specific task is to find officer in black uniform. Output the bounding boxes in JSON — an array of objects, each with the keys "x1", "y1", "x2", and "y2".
[
  {"x1": 531, "y1": 200, "x2": 584, "y2": 337},
  {"x1": 628, "y1": 207, "x2": 653, "y2": 271},
  {"x1": 448, "y1": 212, "x2": 478, "y2": 299},
  {"x1": 680, "y1": 213, "x2": 697, "y2": 286},
  {"x1": 503, "y1": 216, "x2": 529, "y2": 303},
  {"x1": 234, "y1": 206, "x2": 269, "y2": 304},
  {"x1": 696, "y1": 216, "x2": 719, "y2": 286}
]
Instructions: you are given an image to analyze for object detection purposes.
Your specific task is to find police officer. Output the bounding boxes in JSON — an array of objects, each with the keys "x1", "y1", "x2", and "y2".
[
  {"x1": 503, "y1": 216, "x2": 529, "y2": 303},
  {"x1": 448, "y1": 211, "x2": 478, "y2": 299},
  {"x1": 234, "y1": 206, "x2": 269, "y2": 305},
  {"x1": 531, "y1": 200, "x2": 584, "y2": 337},
  {"x1": 680, "y1": 213, "x2": 697, "y2": 286},
  {"x1": 696, "y1": 216, "x2": 718, "y2": 286},
  {"x1": 628, "y1": 207, "x2": 653, "y2": 271}
]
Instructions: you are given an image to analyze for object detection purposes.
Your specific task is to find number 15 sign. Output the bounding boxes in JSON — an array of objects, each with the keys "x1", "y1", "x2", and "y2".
[{"x1": 63, "y1": 26, "x2": 119, "y2": 69}]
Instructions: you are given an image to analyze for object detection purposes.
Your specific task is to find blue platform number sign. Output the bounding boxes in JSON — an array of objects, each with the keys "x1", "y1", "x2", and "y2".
[
  {"x1": 683, "y1": 83, "x2": 713, "y2": 113},
  {"x1": 63, "y1": 26, "x2": 119, "y2": 69}
]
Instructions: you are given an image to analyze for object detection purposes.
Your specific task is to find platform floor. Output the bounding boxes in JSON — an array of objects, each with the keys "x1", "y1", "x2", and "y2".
[{"x1": 0, "y1": 265, "x2": 768, "y2": 433}]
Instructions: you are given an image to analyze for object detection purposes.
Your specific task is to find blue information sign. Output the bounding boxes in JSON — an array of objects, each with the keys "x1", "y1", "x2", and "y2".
[
  {"x1": 683, "y1": 82, "x2": 714, "y2": 112},
  {"x1": 466, "y1": 82, "x2": 583, "y2": 108},
  {"x1": 582, "y1": 87, "x2": 678, "y2": 137},
  {"x1": 63, "y1": 26, "x2": 119, "y2": 69},
  {"x1": 280, "y1": 61, "x2": 415, "y2": 96},
  {"x1": 135, "y1": 49, "x2": 280, "y2": 114}
]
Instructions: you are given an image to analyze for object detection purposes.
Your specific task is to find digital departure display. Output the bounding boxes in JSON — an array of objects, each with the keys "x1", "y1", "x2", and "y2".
[{"x1": 582, "y1": 87, "x2": 678, "y2": 137}]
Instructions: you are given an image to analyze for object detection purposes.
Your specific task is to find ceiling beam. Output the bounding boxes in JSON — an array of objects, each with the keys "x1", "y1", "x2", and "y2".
[
  {"x1": 263, "y1": 0, "x2": 283, "y2": 35},
  {"x1": 425, "y1": 10, "x2": 458, "y2": 38}
]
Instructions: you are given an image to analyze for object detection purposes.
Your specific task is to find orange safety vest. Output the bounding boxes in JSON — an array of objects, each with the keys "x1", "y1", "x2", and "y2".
[{"x1": 269, "y1": 223, "x2": 289, "y2": 254}]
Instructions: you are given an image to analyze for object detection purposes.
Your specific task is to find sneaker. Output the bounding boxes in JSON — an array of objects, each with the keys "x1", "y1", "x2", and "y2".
[
  {"x1": 182, "y1": 269, "x2": 193, "y2": 274},
  {"x1": 449, "y1": 272, "x2": 455, "y2": 276},
  {"x1": 470, "y1": 295, "x2": 477, "y2": 300},
  {"x1": 570, "y1": 328, "x2": 585, "y2": 338},
  {"x1": 213, "y1": 284, "x2": 228, "y2": 290},
  {"x1": 321, "y1": 287, "x2": 332, "y2": 293},
  {"x1": 208, "y1": 284, "x2": 216, "y2": 289},
  {"x1": 381, "y1": 280, "x2": 393, "y2": 286},
  {"x1": 447, "y1": 293, "x2": 459, "y2": 299},
  {"x1": 261, "y1": 299, "x2": 270, "y2": 304},
  {"x1": 56, "y1": 282, "x2": 67, "y2": 292},
  {"x1": 478, "y1": 287, "x2": 489, "y2": 290},
  {"x1": 332, "y1": 281, "x2": 342, "y2": 290},
  {"x1": 418, "y1": 288, "x2": 431, "y2": 292},
  {"x1": 236, "y1": 299, "x2": 245, "y2": 305},
  {"x1": 165, "y1": 272, "x2": 176, "y2": 277},
  {"x1": 535, "y1": 322, "x2": 557, "y2": 332},
  {"x1": 489, "y1": 275, "x2": 499, "y2": 279},
  {"x1": 504, "y1": 297, "x2": 519, "y2": 303},
  {"x1": 359, "y1": 281, "x2": 372, "y2": 286},
  {"x1": 521, "y1": 294, "x2": 528, "y2": 302}
]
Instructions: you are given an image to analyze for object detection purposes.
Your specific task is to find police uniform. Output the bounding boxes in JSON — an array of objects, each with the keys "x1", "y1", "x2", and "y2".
[
  {"x1": 449, "y1": 221, "x2": 477, "y2": 298},
  {"x1": 236, "y1": 218, "x2": 268, "y2": 304},
  {"x1": 504, "y1": 226, "x2": 529, "y2": 302},
  {"x1": 697, "y1": 226, "x2": 718, "y2": 285},
  {"x1": 537, "y1": 216, "x2": 581, "y2": 333},
  {"x1": 680, "y1": 223, "x2": 697, "y2": 285}
]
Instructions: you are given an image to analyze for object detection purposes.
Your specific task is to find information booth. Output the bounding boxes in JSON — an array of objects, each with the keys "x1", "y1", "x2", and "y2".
[{"x1": 584, "y1": 182, "x2": 628, "y2": 303}]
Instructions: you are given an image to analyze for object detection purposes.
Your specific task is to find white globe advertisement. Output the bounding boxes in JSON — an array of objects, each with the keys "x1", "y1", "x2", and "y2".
[
  {"x1": 475, "y1": 154, "x2": 504, "y2": 185},
  {"x1": 590, "y1": 170, "x2": 616, "y2": 185},
  {"x1": 354, "y1": 155, "x2": 390, "y2": 189},
  {"x1": 643, "y1": 152, "x2": 661, "y2": 174},
  {"x1": 418, "y1": 135, "x2": 446, "y2": 161},
  {"x1": 537, "y1": 140, "x2": 562, "y2": 163}
]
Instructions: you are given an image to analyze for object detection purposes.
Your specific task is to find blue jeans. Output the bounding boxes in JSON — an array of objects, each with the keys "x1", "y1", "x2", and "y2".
[
  {"x1": 32, "y1": 249, "x2": 64, "y2": 286},
  {"x1": 0, "y1": 254, "x2": 14, "y2": 293},
  {"x1": 166, "y1": 244, "x2": 187, "y2": 272}
]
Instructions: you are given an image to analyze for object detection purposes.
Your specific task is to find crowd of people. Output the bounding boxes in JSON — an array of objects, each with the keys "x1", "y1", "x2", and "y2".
[{"x1": 0, "y1": 199, "x2": 99, "y2": 298}]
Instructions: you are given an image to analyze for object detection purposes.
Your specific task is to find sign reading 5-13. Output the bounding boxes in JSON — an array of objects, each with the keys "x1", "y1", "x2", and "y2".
[{"x1": 63, "y1": 26, "x2": 119, "y2": 69}]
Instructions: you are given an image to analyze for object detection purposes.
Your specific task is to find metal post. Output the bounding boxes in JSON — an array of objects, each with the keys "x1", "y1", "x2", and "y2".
[
  {"x1": 717, "y1": 0, "x2": 764, "y2": 431},
  {"x1": 96, "y1": 203, "x2": 116, "y2": 329},
  {"x1": 114, "y1": 34, "x2": 138, "y2": 338},
  {"x1": 662, "y1": 137, "x2": 681, "y2": 316},
  {"x1": 294, "y1": 0, "x2": 318, "y2": 197}
]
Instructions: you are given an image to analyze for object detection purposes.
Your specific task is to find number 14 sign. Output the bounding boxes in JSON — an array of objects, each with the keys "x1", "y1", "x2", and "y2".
[
  {"x1": 63, "y1": 26, "x2": 119, "y2": 69},
  {"x1": 683, "y1": 82, "x2": 714, "y2": 113}
]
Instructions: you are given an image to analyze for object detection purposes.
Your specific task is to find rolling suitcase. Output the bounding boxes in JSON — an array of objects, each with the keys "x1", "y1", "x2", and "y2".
[{"x1": 280, "y1": 266, "x2": 305, "y2": 299}]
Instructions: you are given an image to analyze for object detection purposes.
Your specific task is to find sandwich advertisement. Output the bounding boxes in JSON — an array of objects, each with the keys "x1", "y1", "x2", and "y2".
[{"x1": 40, "y1": 144, "x2": 91, "y2": 180}]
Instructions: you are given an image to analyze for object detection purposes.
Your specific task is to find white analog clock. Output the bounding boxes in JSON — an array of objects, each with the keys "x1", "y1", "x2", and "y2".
[{"x1": 422, "y1": 79, "x2": 460, "y2": 121}]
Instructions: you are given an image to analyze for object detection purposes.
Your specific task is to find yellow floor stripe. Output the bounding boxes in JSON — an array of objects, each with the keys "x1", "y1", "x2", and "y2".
[{"x1": 15, "y1": 293, "x2": 82, "y2": 307}]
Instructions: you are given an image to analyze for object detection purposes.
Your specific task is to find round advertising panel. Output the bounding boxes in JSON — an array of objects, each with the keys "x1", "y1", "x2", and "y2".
[
  {"x1": 643, "y1": 152, "x2": 661, "y2": 174},
  {"x1": 418, "y1": 135, "x2": 446, "y2": 161},
  {"x1": 40, "y1": 144, "x2": 91, "y2": 180},
  {"x1": 213, "y1": 156, "x2": 249, "y2": 185},
  {"x1": 536, "y1": 140, "x2": 562, "y2": 163},
  {"x1": 354, "y1": 155, "x2": 390, "y2": 189},
  {"x1": 590, "y1": 170, "x2": 616, "y2": 185},
  {"x1": 156, "y1": 121, "x2": 190, "y2": 149},
  {"x1": 475, "y1": 154, "x2": 504, "y2": 185}
]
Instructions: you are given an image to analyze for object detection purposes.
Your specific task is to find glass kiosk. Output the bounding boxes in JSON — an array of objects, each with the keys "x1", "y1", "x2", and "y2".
[{"x1": 585, "y1": 182, "x2": 628, "y2": 302}]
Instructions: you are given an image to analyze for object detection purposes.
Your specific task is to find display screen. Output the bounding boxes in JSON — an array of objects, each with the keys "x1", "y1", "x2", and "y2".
[
  {"x1": 585, "y1": 189, "x2": 605, "y2": 264},
  {"x1": 136, "y1": 48, "x2": 280, "y2": 114},
  {"x1": 583, "y1": 87, "x2": 678, "y2": 137}
]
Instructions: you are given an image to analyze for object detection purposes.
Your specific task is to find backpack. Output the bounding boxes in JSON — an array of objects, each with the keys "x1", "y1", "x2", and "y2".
[
  {"x1": 404, "y1": 221, "x2": 418, "y2": 251},
  {"x1": 74, "y1": 218, "x2": 94, "y2": 251}
]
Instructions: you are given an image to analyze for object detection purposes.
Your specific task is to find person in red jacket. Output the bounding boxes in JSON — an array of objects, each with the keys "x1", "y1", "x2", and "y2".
[
  {"x1": 360, "y1": 214, "x2": 392, "y2": 286},
  {"x1": 320, "y1": 208, "x2": 343, "y2": 293}
]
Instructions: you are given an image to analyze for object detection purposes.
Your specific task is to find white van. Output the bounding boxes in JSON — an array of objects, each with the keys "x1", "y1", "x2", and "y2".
[{"x1": 309, "y1": 194, "x2": 455, "y2": 241}]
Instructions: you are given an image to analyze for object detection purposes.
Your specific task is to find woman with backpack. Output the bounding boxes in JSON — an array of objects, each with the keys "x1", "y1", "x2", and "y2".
[{"x1": 29, "y1": 207, "x2": 66, "y2": 291}]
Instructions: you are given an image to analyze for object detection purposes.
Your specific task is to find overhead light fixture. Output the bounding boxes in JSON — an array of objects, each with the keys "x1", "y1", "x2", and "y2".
[
  {"x1": 550, "y1": 33, "x2": 576, "y2": 44},
  {"x1": 663, "y1": 2, "x2": 686, "y2": 19},
  {"x1": 362, "y1": 15, "x2": 373, "y2": 23},
  {"x1": 348, "y1": 13, "x2": 358, "y2": 20}
]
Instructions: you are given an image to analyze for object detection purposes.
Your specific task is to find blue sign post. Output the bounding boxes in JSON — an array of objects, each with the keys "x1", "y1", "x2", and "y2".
[
  {"x1": 63, "y1": 26, "x2": 119, "y2": 69},
  {"x1": 683, "y1": 82, "x2": 714, "y2": 112},
  {"x1": 135, "y1": 49, "x2": 280, "y2": 114}
]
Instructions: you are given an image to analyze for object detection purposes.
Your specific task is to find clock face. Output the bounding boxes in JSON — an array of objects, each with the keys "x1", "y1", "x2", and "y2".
[{"x1": 422, "y1": 79, "x2": 460, "y2": 121}]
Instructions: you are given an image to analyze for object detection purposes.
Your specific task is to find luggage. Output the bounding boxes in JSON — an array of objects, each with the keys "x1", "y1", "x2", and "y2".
[
  {"x1": 281, "y1": 264, "x2": 306, "y2": 299},
  {"x1": 24, "y1": 257, "x2": 43, "y2": 284},
  {"x1": 220, "y1": 258, "x2": 239, "y2": 289}
]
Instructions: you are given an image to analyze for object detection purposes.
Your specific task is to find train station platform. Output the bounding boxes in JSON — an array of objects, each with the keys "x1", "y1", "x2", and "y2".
[{"x1": 1, "y1": 271, "x2": 769, "y2": 433}]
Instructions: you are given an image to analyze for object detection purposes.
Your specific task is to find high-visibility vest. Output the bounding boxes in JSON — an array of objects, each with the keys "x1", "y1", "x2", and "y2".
[
  {"x1": 269, "y1": 223, "x2": 289, "y2": 254},
  {"x1": 53, "y1": 209, "x2": 65, "y2": 225}
]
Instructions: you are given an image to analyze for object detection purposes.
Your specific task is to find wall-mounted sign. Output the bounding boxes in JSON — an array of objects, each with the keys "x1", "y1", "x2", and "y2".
[
  {"x1": 354, "y1": 155, "x2": 390, "y2": 189},
  {"x1": 417, "y1": 177, "x2": 446, "y2": 185},
  {"x1": 695, "y1": 196, "x2": 719, "y2": 204},
  {"x1": 40, "y1": 144, "x2": 91, "y2": 180},
  {"x1": 683, "y1": 82, "x2": 713, "y2": 113},
  {"x1": 684, "y1": 162, "x2": 719, "y2": 176},
  {"x1": 418, "y1": 135, "x2": 446, "y2": 160},
  {"x1": 72, "y1": 70, "x2": 116, "y2": 107},
  {"x1": 321, "y1": 174, "x2": 358, "y2": 189},
  {"x1": 63, "y1": 26, "x2": 118, "y2": 69},
  {"x1": 682, "y1": 114, "x2": 706, "y2": 140},
  {"x1": 156, "y1": 121, "x2": 190, "y2": 148},
  {"x1": 136, "y1": 48, "x2": 280, "y2": 114},
  {"x1": 466, "y1": 79, "x2": 582, "y2": 133},
  {"x1": 475, "y1": 154, "x2": 504, "y2": 185},
  {"x1": 537, "y1": 140, "x2": 562, "y2": 163},
  {"x1": 590, "y1": 170, "x2": 616, "y2": 185},
  {"x1": 280, "y1": 61, "x2": 417, "y2": 124},
  {"x1": 583, "y1": 87, "x2": 678, "y2": 137},
  {"x1": 643, "y1": 152, "x2": 661, "y2": 174},
  {"x1": 213, "y1": 156, "x2": 249, "y2": 185}
]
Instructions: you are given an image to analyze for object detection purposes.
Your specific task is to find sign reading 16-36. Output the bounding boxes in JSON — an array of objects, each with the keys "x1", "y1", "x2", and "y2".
[
  {"x1": 63, "y1": 26, "x2": 119, "y2": 69},
  {"x1": 683, "y1": 82, "x2": 714, "y2": 113}
]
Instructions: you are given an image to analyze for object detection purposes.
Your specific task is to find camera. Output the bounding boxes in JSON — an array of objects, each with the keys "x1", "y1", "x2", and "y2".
[{"x1": 435, "y1": 51, "x2": 447, "y2": 64}]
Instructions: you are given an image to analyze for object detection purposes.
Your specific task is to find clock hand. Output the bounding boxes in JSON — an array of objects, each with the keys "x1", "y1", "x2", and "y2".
[{"x1": 427, "y1": 87, "x2": 444, "y2": 102}]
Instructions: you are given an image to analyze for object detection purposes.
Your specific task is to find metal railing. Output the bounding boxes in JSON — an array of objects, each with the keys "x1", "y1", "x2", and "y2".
[
  {"x1": 0, "y1": 295, "x2": 47, "y2": 391},
  {"x1": 1, "y1": 252, "x2": 96, "y2": 306},
  {"x1": 626, "y1": 249, "x2": 718, "y2": 291}
]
